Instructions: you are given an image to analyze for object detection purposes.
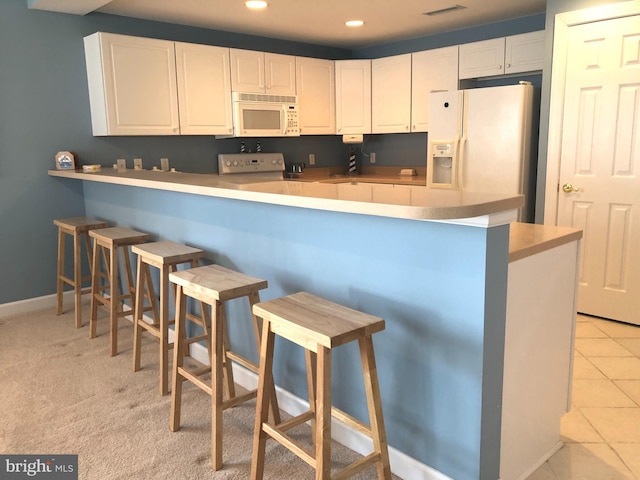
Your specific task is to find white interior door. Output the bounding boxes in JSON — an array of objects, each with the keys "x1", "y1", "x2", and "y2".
[{"x1": 557, "y1": 15, "x2": 640, "y2": 325}]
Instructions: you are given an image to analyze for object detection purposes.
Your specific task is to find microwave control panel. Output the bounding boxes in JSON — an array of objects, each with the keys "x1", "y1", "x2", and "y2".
[{"x1": 285, "y1": 105, "x2": 299, "y2": 136}]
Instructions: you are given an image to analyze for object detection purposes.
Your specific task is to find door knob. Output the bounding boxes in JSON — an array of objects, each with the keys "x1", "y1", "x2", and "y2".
[{"x1": 562, "y1": 183, "x2": 580, "y2": 193}]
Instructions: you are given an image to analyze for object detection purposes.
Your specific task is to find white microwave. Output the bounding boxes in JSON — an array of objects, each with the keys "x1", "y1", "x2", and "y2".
[{"x1": 231, "y1": 92, "x2": 299, "y2": 137}]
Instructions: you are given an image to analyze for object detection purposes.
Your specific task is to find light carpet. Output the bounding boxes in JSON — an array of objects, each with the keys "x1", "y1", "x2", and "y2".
[{"x1": 0, "y1": 306, "x2": 398, "y2": 479}]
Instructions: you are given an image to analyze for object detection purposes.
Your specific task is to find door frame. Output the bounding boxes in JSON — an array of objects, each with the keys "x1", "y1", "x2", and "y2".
[{"x1": 543, "y1": 0, "x2": 640, "y2": 224}]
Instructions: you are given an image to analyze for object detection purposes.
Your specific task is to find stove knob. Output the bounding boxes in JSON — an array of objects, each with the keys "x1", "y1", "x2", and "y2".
[
  {"x1": 233, "y1": 160, "x2": 239, "y2": 167},
  {"x1": 225, "y1": 160, "x2": 232, "y2": 167}
]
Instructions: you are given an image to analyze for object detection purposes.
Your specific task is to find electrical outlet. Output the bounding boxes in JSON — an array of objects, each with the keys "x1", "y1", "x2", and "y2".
[
  {"x1": 309, "y1": 153, "x2": 315, "y2": 165},
  {"x1": 370, "y1": 152, "x2": 376, "y2": 164}
]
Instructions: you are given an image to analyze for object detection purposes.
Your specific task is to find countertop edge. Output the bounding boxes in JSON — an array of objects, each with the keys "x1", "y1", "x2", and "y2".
[
  {"x1": 48, "y1": 169, "x2": 523, "y2": 225},
  {"x1": 509, "y1": 222, "x2": 583, "y2": 262}
]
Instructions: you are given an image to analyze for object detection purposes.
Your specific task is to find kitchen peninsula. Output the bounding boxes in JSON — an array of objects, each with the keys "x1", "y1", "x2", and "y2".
[{"x1": 49, "y1": 168, "x2": 580, "y2": 480}]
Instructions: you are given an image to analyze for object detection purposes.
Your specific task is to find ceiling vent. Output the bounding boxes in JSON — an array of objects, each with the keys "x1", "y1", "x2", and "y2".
[{"x1": 423, "y1": 5, "x2": 467, "y2": 16}]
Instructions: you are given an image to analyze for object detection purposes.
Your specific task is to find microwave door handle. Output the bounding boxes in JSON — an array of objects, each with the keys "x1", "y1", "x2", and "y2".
[{"x1": 282, "y1": 105, "x2": 287, "y2": 135}]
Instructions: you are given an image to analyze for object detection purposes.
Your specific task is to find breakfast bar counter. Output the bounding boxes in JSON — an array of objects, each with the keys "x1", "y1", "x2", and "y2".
[
  {"x1": 48, "y1": 168, "x2": 523, "y2": 224},
  {"x1": 48, "y1": 168, "x2": 580, "y2": 480}
]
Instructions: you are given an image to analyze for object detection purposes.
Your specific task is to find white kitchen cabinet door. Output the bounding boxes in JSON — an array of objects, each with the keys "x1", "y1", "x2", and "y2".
[
  {"x1": 84, "y1": 32, "x2": 180, "y2": 136},
  {"x1": 265, "y1": 53, "x2": 296, "y2": 95},
  {"x1": 335, "y1": 59, "x2": 371, "y2": 134},
  {"x1": 458, "y1": 37, "x2": 506, "y2": 79},
  {"x1": 411, "y1": 46, "x2": 458, "y2": 132},
  {"x1": 175, "y1": 42, "x2": 233, "y2": 135},
  {"x1": 505, "y1": 31, "x2": 545, "y2": 75},
  {"x1": 230, "y1": 49, "x2": 295, "y2": 94},
  {"x1": 230, "y1": 49, "x2": 264, "y2": 93},
  {"x1": 296, "y1": 57, "x2": 335, "y2": 135},
  {"x1": 372, "y1": 54, "x2": 412, "y2": 134}
]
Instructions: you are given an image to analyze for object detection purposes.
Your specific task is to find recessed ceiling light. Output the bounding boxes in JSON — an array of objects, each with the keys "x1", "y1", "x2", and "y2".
[
  {"x1": 245, "y1": 1, "x2": 268, "y2": 9},
  {"x1": 345, "y1": 20, "x2": 364, "y2": 27}
]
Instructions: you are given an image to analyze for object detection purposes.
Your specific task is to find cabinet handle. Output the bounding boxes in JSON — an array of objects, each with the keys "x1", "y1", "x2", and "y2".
[
  {"x1": 498, "y1": 65, "x2": 503, "y2": 69},
  {"x1": 507, "y1": 63, "x2": 511, "y2": 68}
]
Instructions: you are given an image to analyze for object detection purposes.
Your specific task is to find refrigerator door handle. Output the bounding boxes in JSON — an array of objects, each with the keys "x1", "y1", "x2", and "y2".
[{"x1": 458, "y1": 135, "x2": 466, "y2": 190}]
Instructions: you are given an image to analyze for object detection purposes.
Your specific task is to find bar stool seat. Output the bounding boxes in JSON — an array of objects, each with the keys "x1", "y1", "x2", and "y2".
[
  {"x1": 251, "y1": 292, "x2": 391, "y2": 480},
  {"x1": 89, "y1": 226, "x2": 149, "y2": 356},
  {"x1": 169, "y1": 264, "x2": 280, "y2": 471},
  {"x1": 131, "y1": 240, "x2": 206, "y2": 396},
  {"x1": 54, "y1": 217, "x2": 108, "y2": 328}
]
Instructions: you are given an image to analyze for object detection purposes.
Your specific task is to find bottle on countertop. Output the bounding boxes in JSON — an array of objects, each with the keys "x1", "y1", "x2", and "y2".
[
  {"x1": 256, "y1": 140, "x2": 261, "y2": 152},
  {"x1": 348, "y1": 147, "x2": 357, "y2": 175},
  {"x1": 240, "y1": 141, "x2": 246, "y2": 153}
]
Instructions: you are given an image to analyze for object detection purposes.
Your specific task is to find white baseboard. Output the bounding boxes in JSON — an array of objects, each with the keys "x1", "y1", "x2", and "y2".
[
  {"x1": 1, "y1": 296, "x2": 451, "y2": 480},
  {"x1": 0, "y1": 291, "x2": 76, "y2": 318}
]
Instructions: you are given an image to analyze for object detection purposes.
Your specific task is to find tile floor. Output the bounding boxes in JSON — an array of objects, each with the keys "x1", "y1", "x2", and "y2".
[{"x1": 529, "y1": 314, "x2": 640, "y2": 480}]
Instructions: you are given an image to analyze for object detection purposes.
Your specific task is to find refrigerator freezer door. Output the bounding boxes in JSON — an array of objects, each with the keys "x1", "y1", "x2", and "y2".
[
  {"x1": 427, "y1": 90, "x2": 463, "y2": 188},
  {"x1": 428, "y1": 90, "x2": 463, "y2": 140},
  {"x1": 461, "y1": 84, "x2": 533, "y2": 198}
]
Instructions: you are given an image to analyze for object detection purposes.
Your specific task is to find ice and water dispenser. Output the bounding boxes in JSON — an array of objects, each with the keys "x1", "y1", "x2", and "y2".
[{"x1": 428, "y1": 140, "x2": 458, "y2": 189}]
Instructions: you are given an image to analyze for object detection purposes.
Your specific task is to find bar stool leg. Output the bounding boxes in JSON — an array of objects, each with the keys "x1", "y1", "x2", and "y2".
[
  {"x1": 133, "y1": 255, "x2": 146, "y2": 372},
  {"x1": 251, "y1": 322, "x2": 276, "y2": 480},
  {"x1": 316, "y1": 346, "x2": 332, "y2": 480},
  {"x1": 249, "y1": 291, "x2": 281, "y2": 425},
  {"x1": 159, "y1": 263, "x2": 170, "y2": 396},
  {"x1": 359, "y1": 336, "x2": 392, "y2": 479},
  {"x1": 56, "y1": 228, "x2": 65, "y2": 316},
  {"x1": 170, "y1": 285, "x2": 187, "y2": 432},
  {"x1": 89, "y1": 241, "x2": 101, "y2": 340},
  {"x1": 219, "y1": 306, "x2": 236, "y2": 400},
  {"x1": 109, "y1": 244, "x2": 119, "y2": 357},
  {"x1": 212, "y1": 300, "x2": 225, "y2": 470},
  {"x1": 73, "y1": 229, "x2": 82, "y2": 328},
  {"x1": 133, "y1": 260, "x2": 160, "y2": 373},
  {"x1": 306, "y1": 349, "x2": 317, "y2": 446}
]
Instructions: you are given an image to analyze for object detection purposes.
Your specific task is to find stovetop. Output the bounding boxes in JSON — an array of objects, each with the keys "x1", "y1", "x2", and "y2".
[{"x1": 218, "y1": 153, "x2": 285, "y2": 176}]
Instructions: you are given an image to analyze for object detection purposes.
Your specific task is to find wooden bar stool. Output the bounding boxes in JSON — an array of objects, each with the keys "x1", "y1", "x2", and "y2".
[
  {"x1": 89, "y1": 227, "x2": 149, "y2": 356},
  {"x1": 169, "y1": 264, "x2": 280, "y2": 471},
  {"x1": 131, "y1": 240, "x2": 206, "y2": 396},
  {"x1": 251, "y1": 292, "x2": 391, "y2": 480},
  {"x1": 54, "y1": 217, "x2": 108, "y2": 328}
]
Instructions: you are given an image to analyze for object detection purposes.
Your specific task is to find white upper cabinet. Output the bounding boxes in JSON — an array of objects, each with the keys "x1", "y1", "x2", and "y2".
[
  {"x1": 459, "y1": 31, "x2": 544, "y2": 79},
  {"x1": 175, "y1": 42, "x2": 233, "y2": 135},
  {"x1": 371, "y1": 54, "x2": 412, "y2": 134},
  {"x1": 295, "y1": 57, "x2": 335, "y2": 135},
  {"x1": 459, "y1": 37, "x2": 506, "y2": 79},
  {"x1": 84, "y1": 32, "x2": 180, "y2": 136},
  {"x1": 411, "y1": 46, "x2": 458, "y2": 132},
  {"x1": 335, "y1": 59, "x2": 371, "y2": 135},
  {"x1": 230, "y1": 48, "x2": 296, "y2": 95},
  {"x1": 504, "y1": 30, "x2": 545, "y2": 75}
]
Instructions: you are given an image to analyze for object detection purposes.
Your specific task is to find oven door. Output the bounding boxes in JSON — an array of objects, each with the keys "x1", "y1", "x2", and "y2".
[{"x1": 233, "y1": 101, "x2": 287, "y2": 137}]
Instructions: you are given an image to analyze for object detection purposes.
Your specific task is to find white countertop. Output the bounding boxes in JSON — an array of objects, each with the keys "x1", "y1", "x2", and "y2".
[{"x1": 48, "y1": 169, "x2": 524, "y2": 226}]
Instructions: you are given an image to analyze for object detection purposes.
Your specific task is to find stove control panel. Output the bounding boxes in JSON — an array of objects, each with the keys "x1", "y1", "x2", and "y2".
[{"x1": 218, "y1": 153, "x2": 285, "y2": 175}]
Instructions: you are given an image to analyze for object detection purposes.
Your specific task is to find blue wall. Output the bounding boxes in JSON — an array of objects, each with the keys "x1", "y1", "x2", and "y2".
[
  {"x1": 0, "y1": 0, "x2": 545, "y2": 305},
  {"x1": 0, "y1": 0, "x2": 348, "y2": 304},
  {"x1": 78, "y1": 179, "x2": 510, "y2": 479}
]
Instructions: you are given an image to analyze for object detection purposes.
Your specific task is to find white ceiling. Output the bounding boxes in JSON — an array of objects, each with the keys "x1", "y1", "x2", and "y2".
[{"x1": 29, "y1": 0, "x2": 546, "y2": 49}]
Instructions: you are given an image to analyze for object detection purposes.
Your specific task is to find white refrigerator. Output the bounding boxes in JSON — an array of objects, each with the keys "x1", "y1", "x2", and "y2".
[{"x1": 427, "y1": 83, "x2": 536, "y2": 222}]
